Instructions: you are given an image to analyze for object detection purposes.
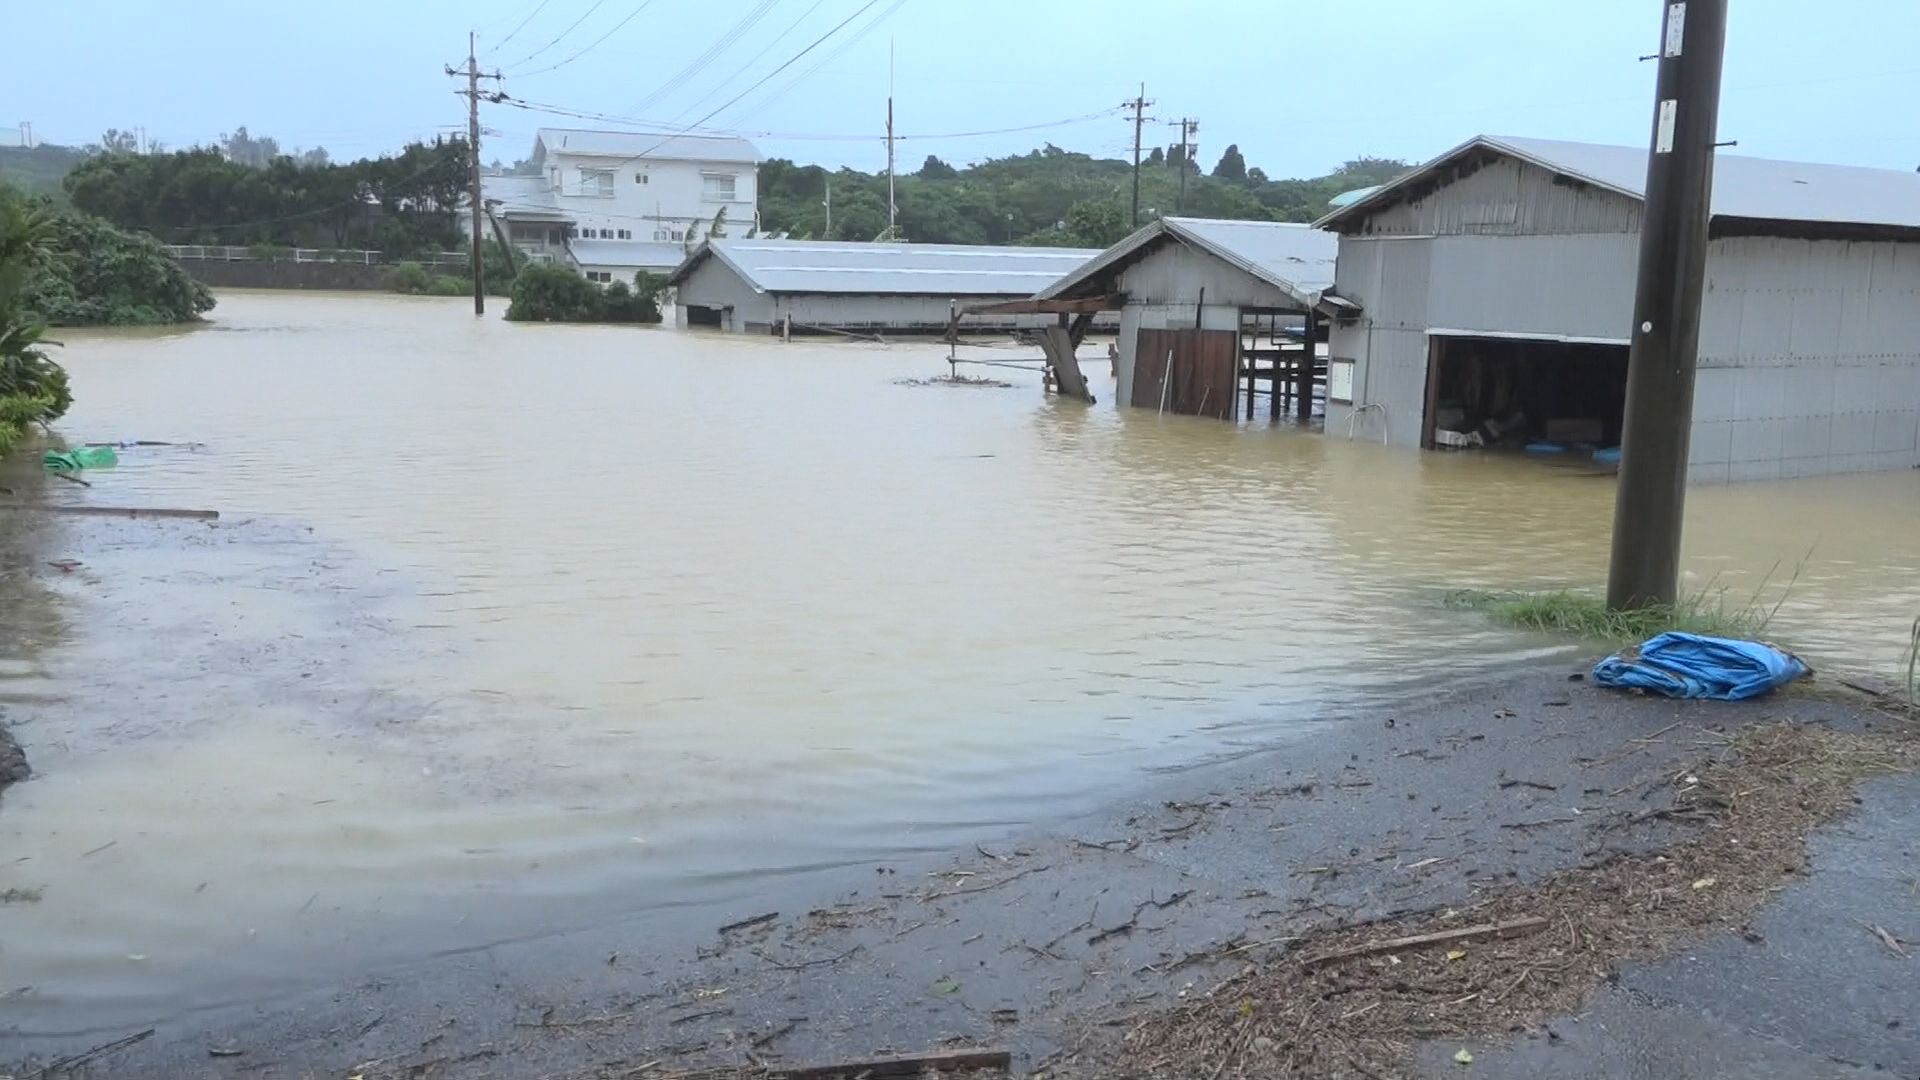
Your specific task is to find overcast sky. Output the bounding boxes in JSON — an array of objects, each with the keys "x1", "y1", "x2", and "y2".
[{"x1": 8, "y1": 0, "x2": 1918, "y2": 176}]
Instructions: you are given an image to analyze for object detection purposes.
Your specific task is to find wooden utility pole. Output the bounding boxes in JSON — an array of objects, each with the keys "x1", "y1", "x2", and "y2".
[
  {"x1": 466, "y1": 34, "x2": 485, "y2": 315},
  {"x1": 884, "y1": 39, "x2": 896, "y2": 238},
  {"x1": 448, "y1": 35, "x2": 501, "y2": 316},
  {"x1": 1606, "y1": 0, "x2": 1728, "y2": 611},
  {"x1": 1125, "y1": 84, "x2": 1152, "y2": 227}
]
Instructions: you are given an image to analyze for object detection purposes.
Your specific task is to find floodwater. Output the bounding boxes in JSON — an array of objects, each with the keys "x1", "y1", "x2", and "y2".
[{"x1": 3, "y1": 291, "x2": 1917, "y2": 1037}]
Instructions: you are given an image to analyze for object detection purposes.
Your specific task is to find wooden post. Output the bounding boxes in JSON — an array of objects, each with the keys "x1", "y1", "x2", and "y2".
[
  {"x1": 1295, "y1": 308, "x2": 1317, "y2": 422},
  {"x1": 782, "y1": 313, "x2": 791, "y2": 343}
]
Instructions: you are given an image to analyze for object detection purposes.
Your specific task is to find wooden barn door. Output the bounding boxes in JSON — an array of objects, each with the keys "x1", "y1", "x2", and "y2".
[{"x1": 1131, "y1": 327, "x2": 1237, "y2": 420}]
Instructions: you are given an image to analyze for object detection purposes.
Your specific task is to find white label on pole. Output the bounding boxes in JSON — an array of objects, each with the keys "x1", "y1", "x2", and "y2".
[
  {"x1": 1656, "y1": 100, "x2": 1678, "y2": 153},
  {"x1": 1664, "y1": 3, "x2": 1687, "y2": 57}
]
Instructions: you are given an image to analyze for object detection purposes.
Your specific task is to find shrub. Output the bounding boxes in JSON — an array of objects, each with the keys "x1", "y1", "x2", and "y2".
[
  {"x1": 389, "y1": 261, "x2": 432, "y2": 293},
  {"x1": 505, "y1": 263, "x2": 605, "y2": 322},
  {"x1": 426, "y1": 274, "x2": 469, "y2": 297},
  {"x1": 18, "y1": 206, "x2": 213, "y2": 326},
  {"x1": 0, "y1": 195, "x2": 74, "y2": 458}
]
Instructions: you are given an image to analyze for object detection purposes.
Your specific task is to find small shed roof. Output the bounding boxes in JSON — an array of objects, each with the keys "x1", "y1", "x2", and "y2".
[
  {"x1": 535, "y1": 128, "x2": 760, "y2": 165},
  {"x1": 1317, "y1": 135, "x2": 1920, "y2": 238},
  {"x1": 480, "y1": 174, "x2": 569, "y2": 220},
  {"x1": 1038, "y1": 217, "x2": 1338, "y2": 309},
  {"x1": 667, "y1": 239, "x2": 1103, "y2": 297}
]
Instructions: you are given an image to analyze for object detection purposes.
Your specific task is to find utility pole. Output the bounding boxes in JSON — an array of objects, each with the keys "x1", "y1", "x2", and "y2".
[
  {"x1": 885, "y1": 40, "x2": 896, "y2": 238},
  {"x1": 1606, "y1": 0, "x2": 1728, "y2": 611},
  {"x1": 823, "y1": 177, "x2": 832, "y2": 239},
  {"x1": 447, "y1": 34, "x2": 502, "y2": 316},
  {"x1": 1173, "y1": 117, "x2": 1198, "y2": 214},
  {"x1": 1124, "y1": 84, "x2": 1152, "y2": 227}
]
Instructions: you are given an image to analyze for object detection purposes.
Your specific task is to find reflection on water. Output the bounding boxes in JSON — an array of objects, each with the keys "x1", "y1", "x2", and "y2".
[{"x1": 2, "y1": 291, "x2": 1917, "y2": 1033}]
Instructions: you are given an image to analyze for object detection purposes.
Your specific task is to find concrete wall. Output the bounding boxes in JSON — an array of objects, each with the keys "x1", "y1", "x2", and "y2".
[
  {"x1": 1689, "y1": 236, "x2": 1920, "y2": 482},
  {"x1": 176, "y1": 258, "x2": 394, "y2": 291},
  {"x1": 672, "y1": 257, "x2": 772, "y2": 331}
]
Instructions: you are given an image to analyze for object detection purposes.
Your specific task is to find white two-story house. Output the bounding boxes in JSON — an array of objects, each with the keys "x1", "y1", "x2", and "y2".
[{"x1": 482, "y1": 127, "x2": 759, "y2": 282}]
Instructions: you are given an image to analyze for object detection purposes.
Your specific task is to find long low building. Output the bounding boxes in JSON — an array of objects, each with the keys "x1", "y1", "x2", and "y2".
[
  {"x1": 1317, "y1": 134, "x2": 1920, "y2": 481},
  {"x1": 667, "y1": 239, "x2": 1102, "y2": 334}
]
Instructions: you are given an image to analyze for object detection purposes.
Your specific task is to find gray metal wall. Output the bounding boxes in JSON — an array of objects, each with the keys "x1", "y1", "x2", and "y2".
[
  {"x1": 1352, "y1": 156, "x2": 1643, "y2": 237},
  {"x1": 1325, "y1": 155, "x2": 1920, "y2": 480},
  {"x1": 1111, "y1": 242, "x2": 1297, "y2": 409},
  {"x1": 1691, "y1": 236, "x2": 1920, "y2": 481},
  {"x1": 672, "y1": 258, "x2": 773, "y2": 332}
]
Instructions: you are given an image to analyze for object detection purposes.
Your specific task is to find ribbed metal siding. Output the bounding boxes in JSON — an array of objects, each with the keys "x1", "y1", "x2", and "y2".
[
  {"x1": 1692, "y1": 235, "x2": 1920, "y2": 479},
  {"x1": 1116, "y1": 243, "x2": 1296, "y2": 309},
  {"x1": 1425, "y1": 233, "x2": 1638, "y2": 339},
  {"x1": 1355, "y1": 157, "x2": 1642, "y2": 237}
]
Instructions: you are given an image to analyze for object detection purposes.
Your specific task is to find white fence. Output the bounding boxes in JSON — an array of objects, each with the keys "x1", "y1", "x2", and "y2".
[{"x1": 163, "y1": 245, "x2": 469, "y2": 267}]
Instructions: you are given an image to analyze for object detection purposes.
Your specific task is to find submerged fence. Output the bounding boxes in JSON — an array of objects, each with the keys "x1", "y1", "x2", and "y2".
[{"x1": 162, "y1": 245, "x2": 470, "y2": 267}]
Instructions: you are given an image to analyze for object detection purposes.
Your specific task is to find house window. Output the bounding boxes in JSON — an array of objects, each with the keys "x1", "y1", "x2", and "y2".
[
  {"x1": 578, "y1": 168, "x2": 614, "y2": 197},
  {"x1": 617, "y1": 229, "x2": 631, "y2": 239},
  {"x1": 654, "y1": 228, "x2": 668, "y2": 241},
  {"x1": 634, "y1": 172, "x2": 648, "y2": 184},
  {"x1": 586, "y1": 270, "x2": 612, "y2": 283},
  {"x1": 701, "y1": 173, "x2": 737, "y2": 202}
]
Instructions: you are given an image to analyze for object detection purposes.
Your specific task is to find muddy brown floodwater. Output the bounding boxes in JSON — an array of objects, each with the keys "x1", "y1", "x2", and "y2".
[{"x1": 1, "y1": 290, "x2": 1916, "y2": 1040}]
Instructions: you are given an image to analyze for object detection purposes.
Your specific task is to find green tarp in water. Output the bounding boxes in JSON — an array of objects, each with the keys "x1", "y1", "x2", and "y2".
[{"x1": 43, "y1": 446, "x2": 119, "y2": 471}]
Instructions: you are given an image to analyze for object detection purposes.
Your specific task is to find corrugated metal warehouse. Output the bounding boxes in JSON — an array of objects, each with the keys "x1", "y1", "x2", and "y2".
[
  {"x1": 1318, "y1": 135, "x2": 1920, "y2": 481},
  {"x1": 666, "y1": 239, "x2": 1100, "y2": 335},
  {"x1": 1039, "y1": 217, "x2": 1339, "y2": 420}
]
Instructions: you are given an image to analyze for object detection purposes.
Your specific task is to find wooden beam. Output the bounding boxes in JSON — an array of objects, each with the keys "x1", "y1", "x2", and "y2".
[
  {"x1": 958, "y1": 295, "x2": 1121, "y2": 317},
  {"x1": 1066, "y1": 310, "x2": 1096, "y2": 348}
]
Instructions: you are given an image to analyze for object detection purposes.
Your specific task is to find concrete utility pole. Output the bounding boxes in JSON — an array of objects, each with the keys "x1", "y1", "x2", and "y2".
[
  {"x1": 466, "y1": 34, "x2": 486, "y2": 315},
  {"x1": 1174, "y1": 117, "x2": 1198, "y2": 214},
  {"x1": 447, "y1": 34, "x2": 502, "y2": 316},
  {"x1": 823, "y1": 177, "x2": 832, "y2": 239},
  {"x1": 885, "y1": 40, "x2": 896, "y2": 238},
  {"x1": 1606, "y1": 0, "x2": 1728, "y2": 611},
  {"x1": 1125, "y1": 84, "x2": 1153, "y2": 228}
]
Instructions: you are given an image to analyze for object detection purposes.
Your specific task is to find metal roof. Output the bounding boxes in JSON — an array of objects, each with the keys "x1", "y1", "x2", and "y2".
[
  {"x1": 569, "y1": 239, "x2": 687, "y2": 271},
  {"x1": 480, "y1": 174, "x2": 569, "y2": 219},
  {"x1": 1038, "y1": 217, "x2": 1338, "y2": 308},
  {"x1": 667, "y1": 239, "x2": 1104, "y2": 296},
  {"x1": 535, "y1": 128, "x2": 759, "y2": 165},
  {"x1": 1317, "y1": 135, "x2": 1920, "y2": 234}
]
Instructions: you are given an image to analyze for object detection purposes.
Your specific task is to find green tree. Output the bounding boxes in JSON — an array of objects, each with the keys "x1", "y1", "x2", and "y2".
[
  {"x1": 0, "y1": 194, "x2": 75, "y2": 458},
  {"x1": 1213, "y1": 144, "x2": 1247, "y2": 181},
  {"x1": 917, "y1": 155, "x2": 958, "y2": 180}
]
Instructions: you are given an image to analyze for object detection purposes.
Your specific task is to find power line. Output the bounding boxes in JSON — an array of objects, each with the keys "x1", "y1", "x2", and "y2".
[
  {"x1": 662, "y1": 0, "x2": 835, "y2": 125},
  {"x1": 623, "y1": 0, "x2": 784, "y2": 115},
  {"x1": 726, "y1": 0, "x2": 906, "y2": 124},
  {"x1": 583, "y1": 0, "x2": 889, "y2": 176},
  {"x1": 502, "y1": 0, "x2": 611, "y2": 72},
  {"x1": 498, "y1": 93, "x2": 1121, "y2": 144},
  {"x1": 485, "y1": 0, "x2": 556, "y2": 56},
  {"x1": 508, "y1": 0, "x2": 660, "y2": 78}
]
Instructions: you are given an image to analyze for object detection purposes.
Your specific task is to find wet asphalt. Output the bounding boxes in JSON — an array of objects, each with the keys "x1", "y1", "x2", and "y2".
[{"x1": 7, "y1": 671, "x2": 1909, "y2": 1079}]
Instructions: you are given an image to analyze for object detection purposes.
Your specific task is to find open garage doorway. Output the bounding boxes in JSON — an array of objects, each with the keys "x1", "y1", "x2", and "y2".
[
  {"x1": 1421, "y1": 334, "x2": 1630, "y2": 454},
  {"x1": 684, "y1": 305, "x2": 725, "y2": 329}
]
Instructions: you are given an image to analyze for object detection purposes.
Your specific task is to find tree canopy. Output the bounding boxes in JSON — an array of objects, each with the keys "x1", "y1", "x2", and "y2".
[
  {"x1": 756, "y1": 143, "x2": 1408, "y2": 246},
  {"x1": 60, "y1": 137, "x2": 470, "y2": 255}
]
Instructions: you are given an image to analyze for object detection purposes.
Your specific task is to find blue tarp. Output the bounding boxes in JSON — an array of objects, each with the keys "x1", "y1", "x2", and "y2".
[{"x1": 1592, "y1": 632, "x2": 1808, "y2": 701}]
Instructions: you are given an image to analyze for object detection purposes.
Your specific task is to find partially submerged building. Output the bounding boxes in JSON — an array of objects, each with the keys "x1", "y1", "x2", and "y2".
[
  {"x1": 666, "y1": 239, "x2": 1100, "y2": 335},
  {"x1": 1317, "y1": 135, "x2": 1920, "y2": 480},
  {"x1": 481, "y1": 128, "x2": 759, "y2": 278},
  {"x1": 1036, "y1": 217, "x2": 1339, "y2": 420}
]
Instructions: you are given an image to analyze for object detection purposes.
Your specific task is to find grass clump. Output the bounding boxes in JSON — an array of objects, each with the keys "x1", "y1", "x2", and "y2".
[{"x1": 1446, "y1": 587, "x2": 1776, "y2": 643}]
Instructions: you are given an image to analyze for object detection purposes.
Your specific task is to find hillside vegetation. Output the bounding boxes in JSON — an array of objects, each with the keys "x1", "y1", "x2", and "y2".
[{"x1": 756, "y1": 144, "x2": 1409, "y2": 247}]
